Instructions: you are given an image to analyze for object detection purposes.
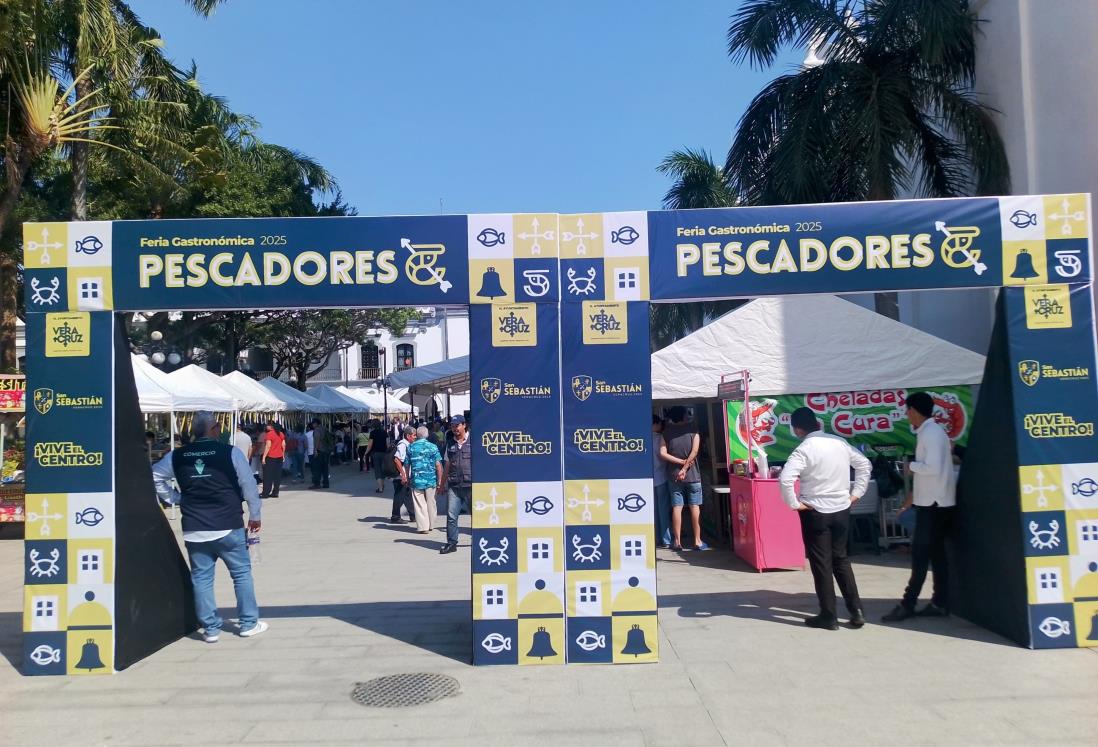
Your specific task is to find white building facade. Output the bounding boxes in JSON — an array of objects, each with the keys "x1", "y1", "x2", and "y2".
[{"x1": 308, "y1": 306, "x2": 471, "y2": 419}]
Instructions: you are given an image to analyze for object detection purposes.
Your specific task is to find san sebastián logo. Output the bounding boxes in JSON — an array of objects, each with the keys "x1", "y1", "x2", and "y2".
[{"x1": 1018, "y1": 360, "x2": 1089, "y2": 387}]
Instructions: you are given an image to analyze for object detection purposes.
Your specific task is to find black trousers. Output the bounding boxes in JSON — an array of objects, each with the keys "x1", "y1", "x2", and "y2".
[
  {"x1": 309, "y1": 451, "x2": 330, "y2": 488},
  {"x1": 391, "y1": 479, "x2": 415, "y2": 519},
  {"x1": 261, "y1": 456, "x2": 283, "y2": 497},
  {"x1": 902, "y1": 505, "x2": 954, "y2": 609},
  {"x1": 357, "y1": 446, "x2": 368, "y2": 470},
  {"x1": 800, "y1": 508, "x2": 861, "y2": 620}
]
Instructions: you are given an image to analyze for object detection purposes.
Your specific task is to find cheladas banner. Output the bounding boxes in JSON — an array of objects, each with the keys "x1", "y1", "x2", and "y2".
[{"x1": 725, "y1": 385, "x2": 974, "y2": 462}]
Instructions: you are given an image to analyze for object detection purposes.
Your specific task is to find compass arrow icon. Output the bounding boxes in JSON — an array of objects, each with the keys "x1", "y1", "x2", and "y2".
[{"x1": 401, "y1": 238, "x2": 452, "y2": 293}]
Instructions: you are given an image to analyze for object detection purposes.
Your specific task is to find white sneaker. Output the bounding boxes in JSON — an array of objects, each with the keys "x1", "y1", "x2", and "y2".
[
  {"x1": 202, "y1": 631, "x2": 219, "y2": 643},
  {"x1": 239, "y1": 620, "x2": 269, "y2": 638}
]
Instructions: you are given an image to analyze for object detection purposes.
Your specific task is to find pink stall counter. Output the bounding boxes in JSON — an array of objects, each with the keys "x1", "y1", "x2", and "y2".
[{"x1": 729, "y1": 475, "x2": 805, "y2": 571}]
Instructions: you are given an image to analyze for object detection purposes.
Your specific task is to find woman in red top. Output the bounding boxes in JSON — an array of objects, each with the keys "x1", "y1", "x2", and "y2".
[{"x1": 261, "y1": 421, "x2": 286, "y2": 499}]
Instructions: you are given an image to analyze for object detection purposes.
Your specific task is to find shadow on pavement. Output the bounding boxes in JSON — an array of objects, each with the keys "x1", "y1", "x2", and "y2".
[
  {"x1": 260, "y1": 600, "x2": 472, "y2": 663},
  {"x1": 0, "y1": 611, "x2": 21, "y2": 670},
  {"x1": 394, "y1": 538, "x2": 449, "y2": 552},
  {"x1": 659, "y1": 590, "x2": 1018, "y2": 646}
]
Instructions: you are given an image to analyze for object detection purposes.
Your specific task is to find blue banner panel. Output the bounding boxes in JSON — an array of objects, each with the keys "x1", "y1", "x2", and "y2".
[
  {"x1": 1003, "y1": 285, "x2": 1098, "y2": 467},
  {"x1": 111, "y1": 215, "x2": 470, "y2": 310},
  {"x1": 469, "y1": 304, "x2": 562, "y2": 484},
  {"x1": 560, "y1": 301, "x2": 651, "y2": 480},
  {"x1": 648, "y1": 196, "x2": 1097, "y2": 301},
  {"x1": 25, "y1": 312, "x2": 113, "y2": 494}
]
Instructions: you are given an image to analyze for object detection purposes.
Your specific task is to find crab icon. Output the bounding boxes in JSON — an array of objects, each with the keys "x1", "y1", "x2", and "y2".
[
  {"x1": 30, "y1": 276, "x2": 62, "y2": 306},
  {"x1": 481, "y1": 633, "x2": 512, "y2": 653},
  {"x1": 28, "y1": 548, "x2": 61, "y2": 579},
  {"x1": 571, "y1": 533, "x2": 603, "y2": 564},
  {"x1": 1028, "y1": 519, "x2": 1061, "y2": 550},
  {"x1": 566, "y1": 266, "x2": 597, "y2": 296},
  {"x1": 478, "y1": 536, "x2": 510, "y2": 567}
]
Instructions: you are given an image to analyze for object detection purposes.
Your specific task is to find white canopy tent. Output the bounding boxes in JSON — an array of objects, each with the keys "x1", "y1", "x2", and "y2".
[
  {"x1": 130, "y1": 354, "x2": 174, "y2": 413},
  {"x1": 336, "y1": 386, "x2": 414, "y2": 414},
  {"x1": 651, "y1": 295, "x2": 986, "y2": 401},
  {"x1": 167, "y1": 365, "x2": 271, "y2": 413},
  {"x1": 131, "y1": 355, "x2": 234, "y2": 412},
  {"x1": 308, "y1": 384, "x2": 372, "y2": 414},
  {"x1": 222, "y1": 371, "x2": 290, "y2": 412},
  {"x1": 258, "y1": 376, "x2": 335, "y2": 414}
]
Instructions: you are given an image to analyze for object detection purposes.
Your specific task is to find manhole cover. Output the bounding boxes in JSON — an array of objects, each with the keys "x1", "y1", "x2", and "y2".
[{"x1": 350, "y1": 673, "x2": 461, "y2": 708}]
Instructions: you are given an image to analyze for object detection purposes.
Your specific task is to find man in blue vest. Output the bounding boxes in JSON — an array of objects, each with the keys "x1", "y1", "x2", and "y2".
[{"x1": 153, "y1": 411, "x2": 267, "y2": 643}]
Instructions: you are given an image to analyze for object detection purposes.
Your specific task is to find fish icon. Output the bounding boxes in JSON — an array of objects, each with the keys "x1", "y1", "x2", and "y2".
[
  {"x1": 611, "y1": 225, "x2": 640, "y2": 245},
  {"x1": 75, "y1": 506, "x2": 104, "y2": 527},
  {"x1": 1037, "y1": 616, "x2": 1071, "y2": 639},
  {"x1": 74, "y1": 235, "x2": 103, "y2": 254},
  {"x1": 1072, "y1": 478, "x2": 1098, "y2": 498},
  {"x1": 575, "y1": 630, "x2": 606, "y2": 652},
  {"x1": 617, "y1": 493, "x2": 646, "y2": 512},
  {"x1": 525, "y1": 496, "x2": 554, "y2": 515},
  {"x1": 477, "y1": 228, "x2": 506, "y2": 247},
  {"x1": 1010, "y1": 210, "x2": 1038, "y2": 229},
  {"x1": 29, "y1": 644, "x2": 61, "y2": 666},
  {"x1": 481, "y1": 633, "x2": 512, "y2": 653}
]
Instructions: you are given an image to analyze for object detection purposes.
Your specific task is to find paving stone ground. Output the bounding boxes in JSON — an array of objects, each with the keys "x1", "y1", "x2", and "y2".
[{"x1": 1, "y1": 462, "x2": 1095, "y2": 745}]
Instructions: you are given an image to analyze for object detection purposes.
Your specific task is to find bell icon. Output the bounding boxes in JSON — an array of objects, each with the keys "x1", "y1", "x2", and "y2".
[
  {"x1": 75, "y1": 638, "x2": 105, "y2": 671},
  {"x1": 476, "y1": 266, "x2": 507, "y2": 299},
  {"x1": 1088, "y1": 611, "x2": 1098, "y2": 642},
  {"x1": 1009, "y1": 247, "x2": 1040, "y2": 280},
  {"x1": 526, "y1": 626, "x2": 557, "y2": 659},
  {"x1": 620, "y1": 624, "x2": 652, "y2": 657}
]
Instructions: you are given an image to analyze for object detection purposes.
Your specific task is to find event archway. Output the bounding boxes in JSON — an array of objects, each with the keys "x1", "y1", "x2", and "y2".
[{"x1": 20, "y1": 194, "x2": 1097, "y2": 675}]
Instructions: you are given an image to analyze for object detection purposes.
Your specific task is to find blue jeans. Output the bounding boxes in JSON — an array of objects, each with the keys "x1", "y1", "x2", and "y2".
[
  {"x1": 670, "y1": 480, "x2": 703, "y2": 506},
  {"x1": 446, "y1": 486, "x2": 471, "y2": 545},
  {"x1": 185, "y1": 528, "x2": 259, "y2": 634},
  {"x1": 654, "y1": 481, "x2": 673, "y2": 546},
  {"x1": 291, "y1": 452, "x2": 305, "y2": 479}
]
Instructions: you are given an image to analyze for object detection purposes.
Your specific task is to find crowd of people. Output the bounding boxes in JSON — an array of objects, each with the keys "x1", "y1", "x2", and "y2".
[{"x1": 155, "y1": 390, "x2": 953, "y2": 645}]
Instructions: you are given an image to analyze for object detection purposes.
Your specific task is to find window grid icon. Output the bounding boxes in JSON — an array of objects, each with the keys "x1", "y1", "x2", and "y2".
[
  {"x1": 486, "y1": 588, "x2": 504, "y2": 606},
  {"x1": 624, "y1": 539, "x2": 642, "y2": 557},
  {"x1": 531, "y1": 542, "x2": 550, "y2": 560},
  {"x1": 80, "y1": 280, "x2": 100, "y2": 299},
  {"x1": 1081, "y1": 521, "x2": 1098, "y2": 542},
  {"x1": 80, "y1": 553, "x2": 100, "y2": 572},
  {"x1": 579, "y1": 584, "x2": 598, "y2": 603},
  {"x1": 617, "y1": 271, "x2": 637, "y2": 289},
  {"x1": 1038, "y1": 570, "x2": 1059, "y2": 589},
  {"x1": 35, "y1": 599, "x2": 54, "y2": 616}
]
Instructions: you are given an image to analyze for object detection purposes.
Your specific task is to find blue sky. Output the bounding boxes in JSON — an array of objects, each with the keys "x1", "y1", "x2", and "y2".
[{"x1": 131, "y1": 1, "x2": 802, "y2": 217}]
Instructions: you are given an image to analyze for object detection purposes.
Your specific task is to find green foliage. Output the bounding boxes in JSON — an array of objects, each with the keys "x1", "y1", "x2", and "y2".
[{"x1": 724, "y1": 0, "x2": 1010, "y2": 205}]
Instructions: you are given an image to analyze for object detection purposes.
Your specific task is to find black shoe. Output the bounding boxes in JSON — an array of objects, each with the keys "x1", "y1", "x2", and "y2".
[
  {"x1": 917, "y1": 602, "x2": 949, "y2": 617},
  {"x1": 322, "y1": 483, "x2": 329, "y2": 488},
  {"x1": 804, "y1": 614, "x2": 839, "y2": 631},
  {"x1": 389, "y1": 516, "x2": 404, "y2": 523},
  {"x1": 310, "y1": 484, "x2": 320, "y2": 489},
  {"x1": 848, "y1": 609, "x2": 866, "y2": 629},
  {"x1": 881, "y1": 604, "x2": 917, "y2": 623},
  {"x1": 439, "y1": 543, "x2": 457, "y2": 555}
]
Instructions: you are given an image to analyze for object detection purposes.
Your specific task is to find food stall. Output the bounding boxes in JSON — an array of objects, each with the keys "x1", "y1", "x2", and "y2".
[
  {"x1": 720, "y1": 370, "x2": 804, "y2": 571},
  {"x1": 0, "y1": 374, "x2": 26, "y2": 526}
]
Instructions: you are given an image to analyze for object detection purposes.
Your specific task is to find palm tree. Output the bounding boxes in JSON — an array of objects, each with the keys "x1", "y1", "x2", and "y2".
[
  {"x1": 650, "y1": 149, "x2": 744, "y2": 350},
  {"x1": 57, "y1": 0, "x2": 227, "y2": 220},
  {"x1": 724, "y1": 0, "x2": 1010, "y2": 317}
]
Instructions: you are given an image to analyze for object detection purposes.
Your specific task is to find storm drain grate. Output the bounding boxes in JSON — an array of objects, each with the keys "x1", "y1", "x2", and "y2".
[{"x1": 351, "y1": 673, "x2": 461, "y2": 708}]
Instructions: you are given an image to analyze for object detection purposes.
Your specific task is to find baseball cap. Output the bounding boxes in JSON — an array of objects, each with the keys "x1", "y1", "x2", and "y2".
[{"x1": 450, "y1": 415, "x2": 466, "y2": 425}]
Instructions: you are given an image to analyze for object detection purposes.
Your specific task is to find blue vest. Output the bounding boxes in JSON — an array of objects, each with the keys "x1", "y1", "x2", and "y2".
[{"x1": 172, "y1": 440, "x2": 245, "y2": 533}]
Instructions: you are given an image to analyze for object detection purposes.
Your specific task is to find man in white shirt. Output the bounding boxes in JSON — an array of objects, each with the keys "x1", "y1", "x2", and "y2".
[
  {"x1": 233, "y1": 423, "x2": 253, "y2": 461},
  {"x1": 780, "y1": 407, "x2": 871, "y2": 630},
  {"x1": 883, "y1": 392, "x2": 957, "y2": 622}
]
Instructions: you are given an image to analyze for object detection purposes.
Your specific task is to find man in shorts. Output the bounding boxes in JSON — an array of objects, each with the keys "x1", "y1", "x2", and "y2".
[{"x1": 659, "y1": 406, "x2": 707, "y2": 551}]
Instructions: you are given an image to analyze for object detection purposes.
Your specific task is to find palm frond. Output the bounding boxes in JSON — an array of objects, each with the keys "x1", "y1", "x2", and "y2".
[
  {"x1": 727, "y1": 0, "x2": 863, "y2": 68},
  {"x1": 657, "y1": 148, "x2": 735, "y2": 209}
]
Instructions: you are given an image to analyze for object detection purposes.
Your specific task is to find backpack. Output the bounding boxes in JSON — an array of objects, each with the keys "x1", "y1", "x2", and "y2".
[{"x1": 320, "y1": 428, "x2": 336, "y2": 452}]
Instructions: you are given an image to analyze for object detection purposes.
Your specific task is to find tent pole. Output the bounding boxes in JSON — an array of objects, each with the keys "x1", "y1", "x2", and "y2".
[{"x1": 170, "y1": 411, "x2": 177, "y2": 451}]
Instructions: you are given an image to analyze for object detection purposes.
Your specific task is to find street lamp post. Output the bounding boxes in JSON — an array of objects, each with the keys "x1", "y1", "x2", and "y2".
[{"x1": 377, "y1": 348, "x2": 388, "y2": 424}]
